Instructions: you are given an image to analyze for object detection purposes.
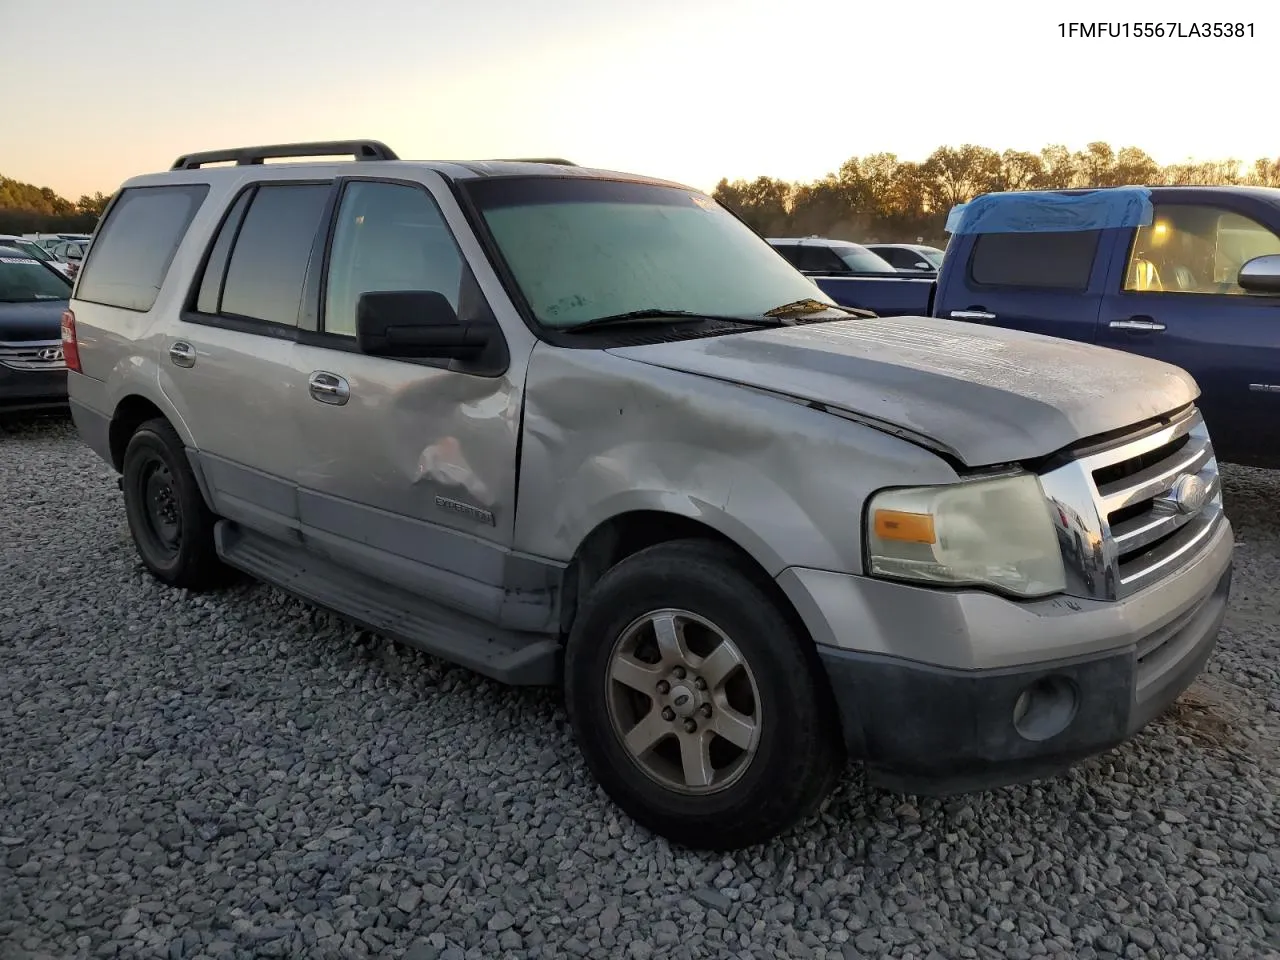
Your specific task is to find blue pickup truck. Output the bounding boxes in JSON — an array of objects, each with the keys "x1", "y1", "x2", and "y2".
[
  {"x1": 932, "y1": 186, "x2": 1280, "y2": 468},
  {"x1": 801, "y1": 186, "x2": 1280, "y2": 468}
]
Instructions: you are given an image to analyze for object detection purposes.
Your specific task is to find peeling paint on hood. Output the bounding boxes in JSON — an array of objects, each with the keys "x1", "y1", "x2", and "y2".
[{"x1": 607, "y1": 315, "x2": 1199, "y2": 467}]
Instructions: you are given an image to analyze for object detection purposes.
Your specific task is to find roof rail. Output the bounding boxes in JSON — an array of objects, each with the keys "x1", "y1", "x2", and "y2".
[
  {"x1": 170, "y1": 140, "x2": 399, "y2": 170},
  {"x1": 489, "y1": 157, "x2": 577, "y2": 166}
]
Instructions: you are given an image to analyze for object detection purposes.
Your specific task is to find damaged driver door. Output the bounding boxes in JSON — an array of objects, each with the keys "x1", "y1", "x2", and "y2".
[{"x1": 288, "y1": 175, "x2": 531, "y2": 627}]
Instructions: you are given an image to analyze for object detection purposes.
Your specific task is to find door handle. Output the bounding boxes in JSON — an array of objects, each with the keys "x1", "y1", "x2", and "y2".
[
  {"x1": 168, "y1": 341, "x2": 196, "y2": 368},
  {"x1": 308, "y1": 371, "x2": 350, "y2": 405},
  {"x1": 949, "y1": 309, "x2": 996, "y2": 322},
  {"x1": 1109, "y1": 317, "x2": 1166, "y2": 332}
]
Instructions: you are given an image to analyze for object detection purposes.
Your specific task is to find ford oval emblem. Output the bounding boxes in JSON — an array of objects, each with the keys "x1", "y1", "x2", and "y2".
[{"x1": 1168, "y1": 474, "x2": 1208, "y2": 515}]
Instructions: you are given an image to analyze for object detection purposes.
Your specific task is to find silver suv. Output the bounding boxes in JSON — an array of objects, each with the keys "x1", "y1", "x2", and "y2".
[{"x1": 65, "y1": 140, "x2": 1233, "y2": 849}]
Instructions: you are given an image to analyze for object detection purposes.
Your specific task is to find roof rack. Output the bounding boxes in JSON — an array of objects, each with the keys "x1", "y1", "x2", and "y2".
[
  {"x1": 170, "y1": 140, "x2": 399, "y2": 170},
  {"x1": 489, "y1": 157, "x2": 577, "y2": 166}
]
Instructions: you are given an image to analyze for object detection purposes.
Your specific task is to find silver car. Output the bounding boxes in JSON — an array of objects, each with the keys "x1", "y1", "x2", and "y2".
[{"x1": 64, "y1": 140, "x2": 1232, "y2": 849}]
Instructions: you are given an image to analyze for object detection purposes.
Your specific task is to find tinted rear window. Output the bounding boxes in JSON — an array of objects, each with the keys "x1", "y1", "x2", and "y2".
[
  {"x1": 969, "y1": 231, "x2": 1100, "y2": 290},
  {"x1": 771, "y1": 243, "x2": 803, "y2": 267},
  {"x1": 219, "y1": 184, "x2": 329, "y2": 327},
  {"x1": 75, "y1": 184, "x2": 209, "y2": 311},
  {"x1": 796, "y1": 245, "x2": 848, "y2": 274}
]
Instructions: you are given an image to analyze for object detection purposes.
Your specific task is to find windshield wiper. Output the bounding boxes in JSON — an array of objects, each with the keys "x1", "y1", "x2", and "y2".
[
  {"x1": 765, "y1": 298, "x2": 875, "y2": 319},
  {"x1": 562, "y1": 309, "x2": 788, "y2": 334}
]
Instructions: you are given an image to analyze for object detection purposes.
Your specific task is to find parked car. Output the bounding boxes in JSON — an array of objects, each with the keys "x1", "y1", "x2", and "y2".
[
  {"x1": 0, "y1": 245, "x2": 72, "y2": 412},
  {"x1": 768, "y1": 237, "x2": 900, "y2": 274},
  {"x1": 49, "y1": 239, "x2": 90, "y2": 277},
  {"x1": 767, "y1": 237, "x2": 935, "y2": 316},
  {"x1": 26, "y1": 233, "x2": 91, "y2": 253},
  {"x1": 864, "y1": 242, "x2": 946, "y2": 272},
  {"x1": 66, "y1": 140, "x2": 1231, "y2": 849},
  {"x1": 0, "y1": 234, "x2": 75, "y2": 279},
  {"x1": 934, "y1": 185, "x2": 1280, "y2": 468},
  {"x1": 22, "y1": 235, "x2": 64, "y2": 253}
]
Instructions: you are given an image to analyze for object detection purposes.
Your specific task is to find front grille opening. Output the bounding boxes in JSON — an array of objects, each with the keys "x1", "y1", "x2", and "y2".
[
  {"x1": 1092, "y1": 432, "x2": 1190, "y2": 489},
  {"x1": 1108, "y1": 501, "x2": 1148, "y2": 527},
  {"x1": 1117, "y1": 528, "x2": 1182, "y2": 567}
]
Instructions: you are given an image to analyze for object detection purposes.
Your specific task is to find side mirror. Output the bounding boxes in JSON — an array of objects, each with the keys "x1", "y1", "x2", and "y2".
[
  {"x1": 355, "y1": 290, "x2": 488, "y2": 359},
  {"x1": 1237, "y1": 254, "x2": 1280, "y2": 294}
]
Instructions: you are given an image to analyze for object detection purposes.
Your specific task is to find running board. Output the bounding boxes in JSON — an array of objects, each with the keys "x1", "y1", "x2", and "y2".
[{"x1": 214, "y1": 522, "x2": 560, "y2": 685}]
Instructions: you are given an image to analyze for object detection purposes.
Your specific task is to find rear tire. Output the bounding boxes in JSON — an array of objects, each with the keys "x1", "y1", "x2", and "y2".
[
  {"x1": 121, "y1": 417, "x2": 228, "y2": 590},
  {"x1": 564, "y1": 538, "x2": 844, "y2": 850}
]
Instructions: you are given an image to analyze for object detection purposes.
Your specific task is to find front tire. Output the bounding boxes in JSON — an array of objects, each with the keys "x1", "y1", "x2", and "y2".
[
  {"x1": 121, "y1": 417, "x2": 228, "y2": 590},
  {"x1": 564, "y1": 539, "x2": 844, "y2": 850}
]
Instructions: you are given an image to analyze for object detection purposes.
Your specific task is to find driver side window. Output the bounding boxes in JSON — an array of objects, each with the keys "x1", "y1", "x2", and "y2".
[
  {"x1": 323, "y1": 181, "x2": 465, "y2": 337},
  {"x1": 1123, "y1": 204, "x2": 1280, "y2": 296}
]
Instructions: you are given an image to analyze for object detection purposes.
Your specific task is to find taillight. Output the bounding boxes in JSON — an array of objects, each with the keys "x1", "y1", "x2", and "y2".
[{"x1": 61, "y1": 309, "x2": 81, "y2": 373}]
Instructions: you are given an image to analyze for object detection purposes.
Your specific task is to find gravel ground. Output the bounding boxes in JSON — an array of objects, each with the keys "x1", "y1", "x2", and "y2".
[{"x1": 2, "y1": 413, "x2": 1278, "y2": 960}]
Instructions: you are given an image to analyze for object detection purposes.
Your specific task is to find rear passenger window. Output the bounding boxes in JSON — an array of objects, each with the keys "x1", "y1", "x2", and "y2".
[
  {"x1": 75, "y1": 184, "x2": 209, "y2": 312},
  {"x1": 217, "y1": 183, "x2": 330, "y2": 327},
  {"x1": 969, "y1": 231, "x2": 1100, "y2": 290}
]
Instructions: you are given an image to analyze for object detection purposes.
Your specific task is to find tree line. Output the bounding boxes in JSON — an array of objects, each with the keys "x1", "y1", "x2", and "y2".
[
  {"x1": 0, "y1": 175, "x2": 110, "y2": 235},
  {"x1": 10, "y1": 141, "x2": 1280, "y2": 243},
  {"x1": 713, "y1": 142, "x2": 1280, "y2": 245}
]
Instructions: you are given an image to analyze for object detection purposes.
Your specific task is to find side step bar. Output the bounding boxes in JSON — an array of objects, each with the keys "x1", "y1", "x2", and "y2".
[{"x1": 214, "y1": 522, "x2": 560, "y2": 685}]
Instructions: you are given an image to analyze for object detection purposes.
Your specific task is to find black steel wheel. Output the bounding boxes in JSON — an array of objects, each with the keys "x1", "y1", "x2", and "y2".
[{"x1": 121, "y1": 417, "x2": 228, "y2": 590}]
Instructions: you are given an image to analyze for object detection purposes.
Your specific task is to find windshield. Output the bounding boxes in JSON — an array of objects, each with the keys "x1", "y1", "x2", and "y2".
[
  {"x1": 918, "y1": 247, "x2": 946, "y2": 267},
  {"x1": 835, "y1": 246, "x2": 899, "y2": 273},
  {"x1": 465, "y1": 177, "x2": 835, "y2": 329},
  {"x1": 12, "y1": 240, "x2": 55, "y2": 262},
  {"x1": 0, "y1": 256, "x2": 73, "y2": 302}
]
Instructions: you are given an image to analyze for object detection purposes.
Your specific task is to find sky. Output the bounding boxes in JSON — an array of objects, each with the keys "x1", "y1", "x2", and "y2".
[{"x1": 2, "y1": 0, "x2": 1276, "y2": 199}]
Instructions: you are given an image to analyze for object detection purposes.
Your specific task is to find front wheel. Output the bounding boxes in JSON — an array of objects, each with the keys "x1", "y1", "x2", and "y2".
[{"x1": 564, "y1": 539, "x2": 844, "y2": 850}]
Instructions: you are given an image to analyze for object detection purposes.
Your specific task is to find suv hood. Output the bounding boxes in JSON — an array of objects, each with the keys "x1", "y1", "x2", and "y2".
[{"x1": 607, "y1": 315, "x2": 1198, "y2": 466}]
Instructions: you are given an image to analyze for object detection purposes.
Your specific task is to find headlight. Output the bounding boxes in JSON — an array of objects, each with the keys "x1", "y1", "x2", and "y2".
[{"x1": 866, "y1": 473, "x2": 1066, "y2": 598}]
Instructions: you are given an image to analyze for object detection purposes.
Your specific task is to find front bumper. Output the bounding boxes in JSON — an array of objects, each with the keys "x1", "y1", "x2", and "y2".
[
  {"x1": 781, "y1": 519, "x2": 1233, "y2": 794},
  {"x1": 0, "y1": 364, "x2": 67, "y2": 412}
]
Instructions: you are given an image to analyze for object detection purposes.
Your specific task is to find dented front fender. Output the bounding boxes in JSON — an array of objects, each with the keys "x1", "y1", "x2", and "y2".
[{"x1": 514, "y1": 343, "x2": 959, "y2": 576}]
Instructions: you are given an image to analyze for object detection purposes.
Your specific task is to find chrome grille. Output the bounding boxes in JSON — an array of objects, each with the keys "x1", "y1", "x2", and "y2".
[
  {"x1": 1039, "y1": 406, "x2": 1224, "y2": 601},
  {"x1": 0, "y1": 339, "x2": 66, "y2": 371}
]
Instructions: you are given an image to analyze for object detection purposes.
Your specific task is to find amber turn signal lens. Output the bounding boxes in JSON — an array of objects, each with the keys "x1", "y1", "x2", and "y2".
[{"x1": 873, "y1": 509, "x2": 936, "y2": 544}]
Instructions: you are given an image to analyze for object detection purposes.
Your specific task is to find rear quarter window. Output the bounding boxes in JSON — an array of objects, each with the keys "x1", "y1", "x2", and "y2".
[
  {"x1": 968, "y1": 230, "x2": 1100, "y2": 290},
  {"x1": 75, "y1": 184, "x2": 210, "y2": 312}
]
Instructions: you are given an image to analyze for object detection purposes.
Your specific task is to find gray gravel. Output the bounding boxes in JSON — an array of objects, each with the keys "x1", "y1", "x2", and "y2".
[{"x1": 2, "y1": 413, "x2": 1278, "y2": 960}]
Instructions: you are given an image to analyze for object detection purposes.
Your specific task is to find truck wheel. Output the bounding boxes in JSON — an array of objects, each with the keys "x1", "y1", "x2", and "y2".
[
  {"x1": 564, "y1": 538, "x2": 844, "y2": 850},
  {"x1": 121, "y1": 418, "x2": 227, "y2": 590}
]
